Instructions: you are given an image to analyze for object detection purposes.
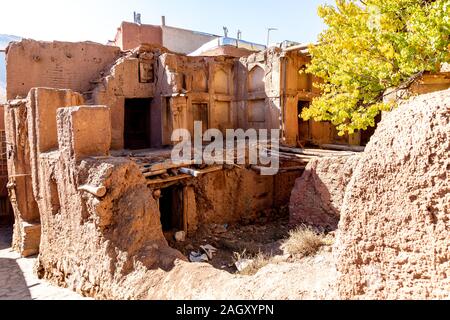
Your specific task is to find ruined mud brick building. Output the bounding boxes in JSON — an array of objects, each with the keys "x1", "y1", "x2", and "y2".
[
  {"x1": 2, "y1": 19, "x2": 449, "y2": 298},
  {"x1": 1, "y1": 36, "x2": 330, "y2": 258},
  {"x1": 3, "y1": 22, "x2": 448, "y2": 257}
]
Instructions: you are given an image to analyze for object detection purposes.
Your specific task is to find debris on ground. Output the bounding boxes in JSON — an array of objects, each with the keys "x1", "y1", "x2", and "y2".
[
  {"x1": 200, "y1": 245, "x2": 218, "y2": 260},
  {"x1": 174, "y1": 231, "x2": 186, "y2": 242},
  {"x1": 189, "y1": 252, "x2": 209, "y2": 263}
]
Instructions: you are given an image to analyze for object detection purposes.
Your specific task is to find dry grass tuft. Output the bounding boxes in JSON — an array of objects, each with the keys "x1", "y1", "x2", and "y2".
[
  {"x1": 282, "y1": 225, "x2": 331, "y2": 258},
  {"x1": 233, "y1": 250, "x2": 272, "y2": 276}
]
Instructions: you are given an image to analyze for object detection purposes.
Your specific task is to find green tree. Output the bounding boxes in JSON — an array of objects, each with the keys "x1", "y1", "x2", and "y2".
[{"x1": 303, "y1": 0, "x2": 449, "y2": 135}]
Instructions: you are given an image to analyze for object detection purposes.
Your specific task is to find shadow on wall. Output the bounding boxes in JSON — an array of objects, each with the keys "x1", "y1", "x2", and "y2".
[{"x1": 290, "y1": 168, "x2": 340, "y2": 232}]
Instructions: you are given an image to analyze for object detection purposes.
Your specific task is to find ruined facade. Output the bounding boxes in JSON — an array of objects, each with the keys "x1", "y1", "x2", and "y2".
[
  {"x1": 4, "y1": 39, "x2": 309, "y2": 258},
  {"x1": 1, "y1": 18, "x2": 449, "y2": 299}
]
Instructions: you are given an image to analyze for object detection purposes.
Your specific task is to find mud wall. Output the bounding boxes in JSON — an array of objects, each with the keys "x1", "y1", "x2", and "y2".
[
  {"x1": 6, "y1": 40, "x2": 120, "y2": 100},
  {"x1": 36, "y1": 105, "x2": 184, "y2": 298},
  {"x1": 114, "y1": 22, "x2": 163, "y2": 51},
  {"x1": 5, "y1": 88, "x2": 85, "y2": 256},
  {"x1": 289, "y1": 156, "x2": 359, "y2": 231},
  {"x1": 335, "y1": 89, "x2": 450, "y2": 299},
  {"x1": 236, "y1": 49, "x2": 281, "y2": 134},
  {"x1": 186, "y1": 168, "x2": 302, "y2": 233},
  {"x1": 158, "y1": 53, "x2": 237, "y2": 146},
  {"x1": 92, "y1": 46, "x2": 161, "y2": 149},
  {"x1": 4, "y1": 98, "x2": 40, "y2": 256}
]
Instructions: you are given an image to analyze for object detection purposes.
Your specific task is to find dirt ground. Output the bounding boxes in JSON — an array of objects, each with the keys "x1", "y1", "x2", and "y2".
[{"x1": 166, "y1": 206, "x2": 297, "y2": 273}]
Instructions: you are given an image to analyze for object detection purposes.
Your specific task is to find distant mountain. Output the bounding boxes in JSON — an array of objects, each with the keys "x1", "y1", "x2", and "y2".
[{"x1": 0, "y1": 34, "x2": 21, "y2": 102}]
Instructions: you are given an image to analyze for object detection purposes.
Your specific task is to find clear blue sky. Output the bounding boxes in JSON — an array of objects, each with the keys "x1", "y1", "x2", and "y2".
[{"x1": 0, "y1": 0, "x2": 334, "y2": 45}]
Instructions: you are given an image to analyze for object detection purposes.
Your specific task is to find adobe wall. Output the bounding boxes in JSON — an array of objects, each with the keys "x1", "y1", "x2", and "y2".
[
  {"x1": 189, "y1": 168, "x2": 300, "y2": 231},
  {"x1": 4, "y1": 88, "x2": 84, "y2": 257},
  {"x1": 289, "y1": 156, "x2": 360, "y2": 231},
  {"x1": 239, "y1": 48, "x2": 362, "y2": 147},
  {"x1": 157, "y1": 52, "x2": 238, "y2": 146},
  {"x1": 92, "y1": 45, "x2": 162, "y2": 149},
  {"x1": 5, "y1": 98, "x2": 40, "y2": 256},
  {"x1": 335, "y1": 89, "x2": 450, "y2": 299},
  {"x1": 90, "y1": 45, "x2": 238, "y2": 149},
  {"x1": 0, "y1": 104, "x2": 10, "y2": 222},
  {"x1": 35, "y1": 105, "x2": 184, "y2": 298},
  {"x1": 34, "y1": 105, "x2": 304, "y2": 298},
  {"x1": 236, "y1": 49, "x2": 282, "y2": 134},
  {"x1": 6, "y1": 40, "x2": 121, "y2": 100},
  {"x1": 114, "y1": 22, "x2": 163, "y2": 51}
]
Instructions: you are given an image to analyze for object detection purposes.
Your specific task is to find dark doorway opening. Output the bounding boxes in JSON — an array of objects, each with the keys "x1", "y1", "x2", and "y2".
[
  {"x1": 124, "y1": 98, "x2": 152, "y2": 150},
  {"x1": 159, "y1": 185, "x2": 184, "y2": 232},
  {"x1": 192, "y1": 103, "x2": 209, "y2": 134},
  {"x1": 298, "y1": 100, "x2": 311, "y2": 143}
]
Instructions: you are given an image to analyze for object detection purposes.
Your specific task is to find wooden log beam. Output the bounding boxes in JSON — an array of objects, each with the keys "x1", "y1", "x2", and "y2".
[
  {"x1": 320, "y1": 144, "x2": 365, "y2": 153},
  {"x1": 78, "y1": 184, "x2": 107, "y2": 198},
  {"x1": 143, "y1": 169, "x2": 168, "y2": 178},
  {"x1": 146, "y1": 166, "x2": 223, "y2": 186}
]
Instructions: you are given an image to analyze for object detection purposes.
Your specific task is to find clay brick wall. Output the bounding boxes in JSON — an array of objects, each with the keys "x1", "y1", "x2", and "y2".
[
  {"x1": 114, "y1": 22, "x2": 163, "y2": 51},
  {"x1": 0, "y1": 104, "x2": 9, "y2": 219},
  {"x1": 158, "y1": 53, "x2": 237, "y2": 146},
  {"x1": 6, "y1": 40, "x2": 121, "y2": 100}
]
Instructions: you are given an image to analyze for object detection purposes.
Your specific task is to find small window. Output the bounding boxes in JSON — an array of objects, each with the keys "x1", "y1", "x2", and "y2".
[{"x1": 139, "y1": 62, "x2": 154, "y2": 83}]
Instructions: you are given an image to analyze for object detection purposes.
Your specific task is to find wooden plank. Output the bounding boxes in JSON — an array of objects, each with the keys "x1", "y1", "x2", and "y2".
[
  {"x1": 149, "y1": 160, "x2": 194, "y2": 172},
  {"x1": 146, "y1": 166, "x2": 223, "y2": 186},
  {"x1": 320, "y1": 144, "x2": 365, "y2": 152},
  {"x1": 146, "y1": 174, "x2": 192, "y2": 186},
  {"x1": 143, "y1": 169, "x2": 167, "y2": 178},
  {"x1": 279, "y1": 166, "x2": 307, "y2": 172}
]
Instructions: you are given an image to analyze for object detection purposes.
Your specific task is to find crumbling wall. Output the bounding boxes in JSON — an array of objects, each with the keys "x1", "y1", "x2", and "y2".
[
  {"x1": 186, "y1": 167, "x2": 303, "y2": 233},
  {"x1": 4, "y1": 98, "x2": 40, "y2": 256},
  {"x1": 92, "y1": 45, "x2": 163, "y2": 149},
  {"x1": 6, "y1": 40, "x2": 120, "y2": 100},
  {"x1": 335, "y1": 89, "x2": 450, "y2": 299},
  {"x1": 36, "y1": 105, "x2": 184, "y2": 298},
  {"x1": 289, "y1": 156, "x2": 359, "y2": 231},
  {"x1": 195, "y1": 45, "x2": 255, "y2": 58},
  {"x1": 192, "y1": 169, "x2": 275, "y2": 227},
  {"x1": 159, "y1": 53, "x2": 237, "y2": 145},
  {"x1": 237, "y1": 49, "x2": 281, "y2": 133},
  {"x1": 27, "y1": 88, "x2": 84, "y2": 201},
  {"x1": 4, "y1": 88, "x2": 84, "y2": 257},
  {"x1": 114, "y1": 22, "x2": 163, "y2": 51}
]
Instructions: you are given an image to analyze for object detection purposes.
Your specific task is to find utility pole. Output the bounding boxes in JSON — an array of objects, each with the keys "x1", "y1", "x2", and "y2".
[{"x1": 266, "y1": 27, "x2": 278, "y2": 48}]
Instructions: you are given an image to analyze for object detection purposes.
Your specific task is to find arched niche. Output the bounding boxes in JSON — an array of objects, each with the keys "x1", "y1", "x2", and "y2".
[
  {"x1": 248, "y1": 65, "x2": 265, "y2": 93},
  {"x1": 192, "y1": 70, "x2": 208, "y2": 92},
  {"x1": 214, "y1": 68, "x2": 229, "y2": 94}
]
